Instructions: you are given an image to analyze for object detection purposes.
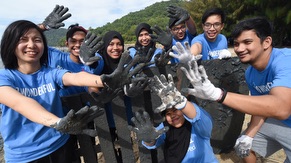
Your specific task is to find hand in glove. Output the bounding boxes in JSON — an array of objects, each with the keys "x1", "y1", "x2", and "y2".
[
  {"x1": 101, "y1": 50, "x2": 146, "y2": 91},
  {"x1": 134, "y1": 47, "x2": 155, "y2": 65},
  {"x1": 50, "y1": 105, "x2": 104, "y2": 137},
  {"x1": 169, "y1": 41, "x2": 202, "y2": 64},
  {"x1": 124, "y1": 73, "x2": 149, "y2": 97},
  {"x1": 79, "y1": 32, "x2": 103, "y2": 65},
  {"x1": 150, "y1": 25, "x2": 172, "y2": 50},
  {"x1": 149, "y1": 74, "x2": 187, "y2": 113},
  {"x1": 154, "y1": 49, "x2": 172, "y2": 67},
  {"x1": 128, "y1": 111, "x2": 169, "y2": 143},
  {"x1": 167, "y1": 5, "x2": 190, "y2": 25},
  {"x1": 90, "y1": 87, "x2": 123, "y2": 104},
  {"x1": 218, "y1": 49, "x2": 232, "y2": 59},
  {"x1": 42, "y1": 5, "x2": 72, "y2": 29},
  {"x1": 234, "y1": 135, "x2": 254, "y2": 158},
  {"x1": 180, "y1": 60, "x2": 226, "y2": 102}
]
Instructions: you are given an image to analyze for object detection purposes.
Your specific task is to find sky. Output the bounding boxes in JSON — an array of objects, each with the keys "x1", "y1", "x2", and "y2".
[{"x1": 0, "y1": 0, "x2": 168, "y2": 39}]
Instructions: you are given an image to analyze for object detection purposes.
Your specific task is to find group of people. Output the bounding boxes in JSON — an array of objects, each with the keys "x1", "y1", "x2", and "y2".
[{"x1": 0, "y1": 3, "x2": 290, "y2": 163}]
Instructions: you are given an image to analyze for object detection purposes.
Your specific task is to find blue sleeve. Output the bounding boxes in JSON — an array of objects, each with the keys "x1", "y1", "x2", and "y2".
[
  {"x1": 142, "y1": 123, "x2": 166, "y2": 149},
  {"x1": 184, "y1": 102, "x2": 213, "y2": 138}
]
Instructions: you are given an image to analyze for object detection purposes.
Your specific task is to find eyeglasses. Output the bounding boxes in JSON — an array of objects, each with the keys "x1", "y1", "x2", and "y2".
[
  {"x1": 171, "y1": 25, "x2": 186, "y2": 32},
  {"x1": 203, "y1": 22, "x2": 222, "y2": 30}
]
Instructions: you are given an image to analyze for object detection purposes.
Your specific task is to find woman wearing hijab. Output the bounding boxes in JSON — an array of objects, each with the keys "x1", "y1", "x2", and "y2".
[{"x1": 98, "y1": 30, "x2": 133, "y2": 161}]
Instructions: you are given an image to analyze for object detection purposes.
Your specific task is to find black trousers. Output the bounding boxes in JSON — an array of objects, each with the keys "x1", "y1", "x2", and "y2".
[{"x1": 29, "y1": 136, "x2": 79, "y2": 163}]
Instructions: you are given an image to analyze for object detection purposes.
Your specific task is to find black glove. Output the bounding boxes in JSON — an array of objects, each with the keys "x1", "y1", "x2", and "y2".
[
  {"x1": 128, "y1": 111, "x2": 169, "y2": 143},
  {"x1": 50, "y1": 105, "x2": 104, "y2": 137},
  {"x1": 154, "y1": 49, "x2": 172, "y2": 67},
  {"x1": 135, "y1": 47, "x2": 155, "y2": 65},
  {"x1": 124, "y1": 73, "x2": 149, "y2": 97},
  {"x1": 149, "y1": 74, "x2": 187, "y2": 113},
  {"x1": 167, "y1": 5, "x2": 190, "y2": 25},
  {"x1": 150, "y1": 25, "x2": 172, "y2": 50},
  {"x1": 100, "y1": 50, "x2": 146, "y2": 91},
  {"x1": 90, "y1": 87, "x2": 123, "y2": 104},
  {"x1": 42, "y1": 5, "x2": 72, "y2": 29},
  {"x1": 79, "y1": 32, "x2": 103, "y2": 65}
]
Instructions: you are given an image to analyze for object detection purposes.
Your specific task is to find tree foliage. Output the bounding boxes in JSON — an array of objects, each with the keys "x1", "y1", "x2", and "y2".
[{"x1": 46, "y1": 0, "x2": 291, "y2": 47}]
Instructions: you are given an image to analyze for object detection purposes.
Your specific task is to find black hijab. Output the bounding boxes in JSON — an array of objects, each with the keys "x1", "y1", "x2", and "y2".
[
  {"x1": 100, "y1": 30, "x2": 124, "y2": 74},
  {"x1": 134, "y1": 23, "x2": 156, "y2": 54},
  {"x1": 163, "y1": 117, "x2": 192, "y2": 163}
]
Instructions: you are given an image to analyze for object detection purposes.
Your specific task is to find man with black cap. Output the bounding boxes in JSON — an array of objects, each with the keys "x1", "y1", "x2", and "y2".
[{"x1": 167, "y1": 5, "x2": 197, "y2": 63}]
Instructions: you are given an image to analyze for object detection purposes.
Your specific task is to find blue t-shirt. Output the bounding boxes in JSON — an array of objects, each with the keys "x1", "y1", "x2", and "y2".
[
  {"x1": 171, "y1": 30, "x2": 196, "y2": 63},
  {"x1": 246, "y1": 48, "x2": 291, "y2": 127},
  {"x1": 128, "y1": 47, "x2": 163, "y2": 67},
  {"x1": 143, "y1": 103, "x2": 218, "y2": 163},
  {"x1": 0, "y1": 66, "x2": 69, "y2": 163},
  {"x1": 48, "y1": 47, "x2": 104, "y2": 96},
  {"x1": 191, "y1": 33, "x2": 228, "y2": 60}
]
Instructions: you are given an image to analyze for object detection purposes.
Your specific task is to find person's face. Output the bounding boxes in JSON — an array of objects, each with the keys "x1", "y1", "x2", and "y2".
[
  {"x1": 233, "y1": 30, "x2": 271, "y2": 65},
  {"x1": 66, "y1": 31, "x2": 86, "y2": 57},
  {"x1": 171, "y1": 23, "x2": 186, "y2": 40},
  {"x1": 202, "y1": 14, "x2": 224, "y2": 42},
  {"x1": 15, "y1": 28, "x2": 44, "y2": 65},
  {"x1": 165, "y1": 108, "x2": 185, "y2": 128},
  {"x1": 138, "y1": 29, "x2": 151, "y2": 46},
  {"x1": 107, "y1": 38, "x2": 123, "y2": 59}
]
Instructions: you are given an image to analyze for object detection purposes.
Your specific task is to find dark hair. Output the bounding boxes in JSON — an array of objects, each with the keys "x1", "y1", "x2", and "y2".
[
  {"x1": 202, "y1": 8, "x2": 225, "y2": 24},
  {"x1": 231, "y1": 17, "x2": 273, "y2": 43},
  {"x1": 66, "y1": 23, "x2": 87, "y2": 41},
  {"x1": 0, "y1": 20, "x2": 48, "y2": 69}
]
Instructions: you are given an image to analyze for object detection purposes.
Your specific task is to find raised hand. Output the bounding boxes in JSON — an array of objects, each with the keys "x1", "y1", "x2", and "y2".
[
  {"x1": 234, "y1": 135, "x2": 254, "y2": 158},
  {"x1": 124, "y1": 73, "x2": 149, "y2": 97},
  {"x1": 90, "y1": 87, "x2": 123, "y2": 104},
  {"x1": 180, "y1": 60, "x2": 225, "y2": 102},
  {"x1": 149, "y1": 74, "x2": 187, "y2": 113},
  {"x1": 169, "y1": 41, "x2": 202, "y2": 64},
  {"x1": 154, "y1": 49, "x2": 172, "y2": 67},
  {"x1": 50, "y1": 105, "x2": 104, "y2": 137},
  {"x1": 42, "y1": 5, "x2": 72, "y2": 29},
  {"x1": 128, "y1": 111, "x2": 169, "y2": 143},
  {"x1": 100, "y1": 50, "x2": 146, "y2": 91},
  {"x1": 150, "y1": 25, "x2": 172, "y2": 50},
  {"x1": 167, "y1": 5, "x2": 190, "y2": 25},
  {"x1": 79, "y1": 32, "x2": 103, "y2": 65}
]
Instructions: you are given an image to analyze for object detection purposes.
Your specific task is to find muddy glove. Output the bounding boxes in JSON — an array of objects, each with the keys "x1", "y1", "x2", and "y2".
[
  {"x1": 149, "y1": 74, "x2": 187, "y2": 113},
  {"x1": 154, "y1": 49, "x2": 172, "y2": 67},
  {"x1": 128, "y1": 111, "x2": 169, "y2": 143},
  {"x1": 167, "y1": 5, "x2": 190, "y2": 25},
  {"x1": 79, "y1": 32, "x2": 103, "y2": 65},
  {"x1": 234, "y1": 135, "x2": 253, "y2": 158},
  {"x1": 135, "y1": 47, "x2": 155, "y2": 64},
  {"x1": 169, "y1": 41, "x2": 202, "y2": 64},
  {"x1": 101, "y1": 50, "x2": 146, "y2": 91},
  {"x1": 150, "y1": 25, "x2": 172, "y2": 50},
  {"x1": 124, "y1": 74, "x2": 149, "y2": 97},
  {"x1": 218, "y1": 49, "x2": 232, "y2": 59},
  {"x1": 90, "y1": 87, "x2": 123, "y2": 104},
  {"x1": 180, "y1": 60, "x2": 226, "y2": 102},
  {"x1": 42, "y1": 5, "x2": 72, "y2": 30},
  {"x1": 51, "y1": 106, "x2": 104, "y2": 137}
]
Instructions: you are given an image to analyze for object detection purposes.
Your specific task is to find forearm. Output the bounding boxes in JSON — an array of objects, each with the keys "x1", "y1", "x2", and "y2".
[
  {"x1": 186, "y1": 16, "x2": 197, "y2": 36},
  {"x1": 180, "y1": 101, "x2": 197, "y2": 119},
  {"x1": 223, "y1": 92, "x2": 290, "y2": 119},
  {"x1": 63, "y1": 71, "x2": 104, "y2": 87},
  {"x1": 244, "y1": 115, "x2": 265, "y2": 137}
]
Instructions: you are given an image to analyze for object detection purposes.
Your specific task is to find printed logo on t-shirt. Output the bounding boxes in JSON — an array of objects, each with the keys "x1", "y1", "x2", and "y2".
[
  {"x1": 15, "y1": 83, "x2": 56, "y2": 97},
  {"x1": 187, "y1": 138, "x2": 196, "y2": 152}
]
